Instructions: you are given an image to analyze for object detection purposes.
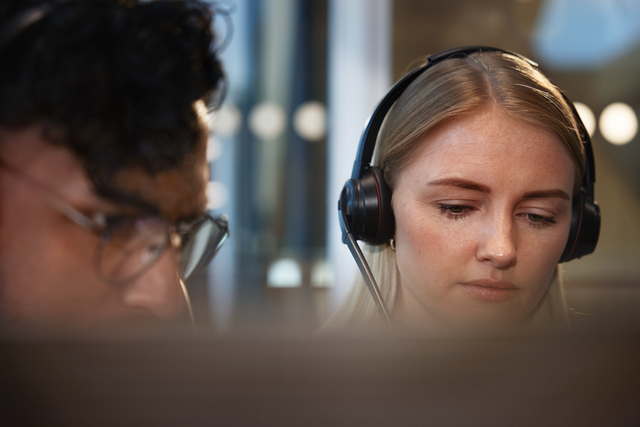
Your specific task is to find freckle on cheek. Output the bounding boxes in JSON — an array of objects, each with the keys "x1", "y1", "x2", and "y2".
[{"x1": 448, "y1": 233, "x2": 470, "y2": 248}]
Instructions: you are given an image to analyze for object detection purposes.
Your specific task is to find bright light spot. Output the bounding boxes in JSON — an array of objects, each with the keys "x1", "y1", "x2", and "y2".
[
  {"x1": 207, "y1": 137, "x2": 223, "y2": 162},
  {"x1": 363, "y1": 115, "x2": 372, "y2": 129},
  {"x1": 206, "y1": 181, "x2": 229, "y2": 210},
  {"x1": 293, "y1": 101, "x2": 326, "y2": 141},
  {"x1": 574, "y1": 102, "x2": 596, "y2": 137},
  {"x1": 211, "y1": 104, "x2": 242, "y2": 137},
  {"x1": 267, "y1": 258, "x2": 301, "y2": 288},
  {"x1": 599, "y1": 102, "x2": 638, "y2": 145},
  {"x1": 195, "y1": 99, "x2": 211, "y2": 124},
  {"x1": 311, "y1": 259, "x2": 333, "y2": 288},
  {"x1": 248, "y1": 102, "x2": 286, "y2": 140}
]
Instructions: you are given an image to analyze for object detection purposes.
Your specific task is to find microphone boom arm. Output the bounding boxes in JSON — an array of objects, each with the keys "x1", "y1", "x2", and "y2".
[{"x1": 339, "y1": 202, "x2": 392, "y2": 325}]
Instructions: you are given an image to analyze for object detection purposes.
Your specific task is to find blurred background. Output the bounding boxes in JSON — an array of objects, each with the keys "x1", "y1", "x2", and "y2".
[{"x1": 189, "y1": 0, "x2": 640, "y2": 333}]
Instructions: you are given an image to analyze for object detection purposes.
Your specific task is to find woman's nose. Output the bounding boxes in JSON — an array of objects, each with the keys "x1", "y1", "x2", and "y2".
[
  {"x1": 476, "y1": 212, "x2": 517, "y2": 268},
  {"x1": 121, "y1": 246, "x2": 186, "y2": 320}
]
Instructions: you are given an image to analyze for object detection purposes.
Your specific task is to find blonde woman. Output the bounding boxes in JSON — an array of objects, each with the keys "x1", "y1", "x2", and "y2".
[{"x1": 330, "y1": 47, "x2": 600, "y2": 333}]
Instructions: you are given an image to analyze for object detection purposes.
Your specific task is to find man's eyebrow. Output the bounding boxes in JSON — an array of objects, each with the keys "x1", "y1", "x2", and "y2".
[
  {"x1": 522, "y1": 189, "x2": 571, "y2": 201},
  {"x1": 95, "y1": 188, "x2": 159, "y2": 216},
  {"x1": 427, "y1": 178, "x2": 491, "y2": 194}
]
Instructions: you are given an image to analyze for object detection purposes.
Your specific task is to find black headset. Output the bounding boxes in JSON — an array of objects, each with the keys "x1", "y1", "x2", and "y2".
[{"x1": 338, "y1": 46, "x2": 601, "y2": 321}]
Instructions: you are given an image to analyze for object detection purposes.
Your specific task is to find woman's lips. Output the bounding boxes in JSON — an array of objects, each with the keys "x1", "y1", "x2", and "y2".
[{"x1": 459, "y1": 279, "x2": 518, "y2": 302}]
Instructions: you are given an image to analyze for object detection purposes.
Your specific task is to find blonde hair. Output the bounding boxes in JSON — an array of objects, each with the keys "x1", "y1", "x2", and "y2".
[{"x1": 327, "y1": 50, "x2": 583, "y2": 331}]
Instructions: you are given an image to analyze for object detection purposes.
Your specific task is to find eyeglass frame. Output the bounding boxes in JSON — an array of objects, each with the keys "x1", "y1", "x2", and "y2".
[{"x1": 0, "y1": 158, "x2": 229, "y2": 284}]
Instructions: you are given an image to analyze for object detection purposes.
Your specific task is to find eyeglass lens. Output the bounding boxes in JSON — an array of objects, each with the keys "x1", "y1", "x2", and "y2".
[
  {"x1": 95, "y1": 216, "x2": 169, "y2": 283},
  {"x1": 94, "y1": 215, "x2": 228, "y2": 284},
  {"x1": 179, "y1": 217, "x2": 228, "y2": 280}
]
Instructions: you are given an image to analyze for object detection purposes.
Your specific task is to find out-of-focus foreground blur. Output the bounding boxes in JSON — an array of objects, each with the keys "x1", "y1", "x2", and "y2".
[
  {"x1": 197, "y1": 0, "x2": 640, "y2": 333},
  {"x1": 2, "y1": 334, "x2": 640, "y2": 426}
]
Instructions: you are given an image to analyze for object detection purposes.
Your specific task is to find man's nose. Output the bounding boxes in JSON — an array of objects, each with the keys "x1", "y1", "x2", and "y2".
[
  {"x1": 121, "y1": 246, "x2": 186, "y2": 320},
  {"x1": 475, "y1": 211, "x2": 517, "y2": 269}
]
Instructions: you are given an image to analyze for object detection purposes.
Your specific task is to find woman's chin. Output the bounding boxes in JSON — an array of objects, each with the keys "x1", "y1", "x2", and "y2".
[{"x1": 427, "y1": 310, "x2": 531, "y2": 336}]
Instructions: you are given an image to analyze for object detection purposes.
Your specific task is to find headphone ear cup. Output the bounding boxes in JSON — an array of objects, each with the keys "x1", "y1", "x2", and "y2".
[
  {"x1": 368, "y1": 166, "x2": 395, "y2": 245},
  {"x1": 559, "y1": 191, "x2": 601, "y2": 263},
  {"x1": 340, "y1": 167, "x2": 395, "y2": 245}
]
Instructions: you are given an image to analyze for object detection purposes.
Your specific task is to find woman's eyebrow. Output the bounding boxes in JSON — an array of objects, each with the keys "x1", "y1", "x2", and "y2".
[
  {"x1": 427, "y1": 178, "x2": 491, "y2": 193},
  {"x1": 427, "y1": 179, "x2": 571, "y2": 201},
  {"x1": 522, "y1": 189, "x2": 570, "y2": 201}
]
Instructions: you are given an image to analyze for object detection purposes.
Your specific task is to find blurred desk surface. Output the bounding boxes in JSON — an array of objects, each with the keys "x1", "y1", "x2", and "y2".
[{"x1": 1, "y1": 332, "x2": 639, "y2": 427}]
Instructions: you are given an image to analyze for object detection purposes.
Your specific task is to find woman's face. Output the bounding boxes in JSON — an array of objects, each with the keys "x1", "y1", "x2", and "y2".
[{"x1": 392, "y1": 107, "x2": 575, "y2": 331}]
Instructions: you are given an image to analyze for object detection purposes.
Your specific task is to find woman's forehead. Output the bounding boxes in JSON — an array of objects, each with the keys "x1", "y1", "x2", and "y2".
[{"x1": 400, "y1": 108, "x2": 575, "y2": 190}]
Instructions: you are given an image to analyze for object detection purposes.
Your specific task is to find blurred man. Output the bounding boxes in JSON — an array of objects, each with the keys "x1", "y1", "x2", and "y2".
[{"x1": 0, "y1": 0, "x2": 227, "y2": 334}]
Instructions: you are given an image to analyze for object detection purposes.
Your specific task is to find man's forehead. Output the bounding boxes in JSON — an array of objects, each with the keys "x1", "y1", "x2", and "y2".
[
  {"x1": 113, "y1": 102, "x2": 211, "y2": 221},
  {"x1": 0, "y1": 127, "x2": 98, "y2": 205},
  {"x1": 113, "y1": 161, "x2": 209, "y2": 222}
]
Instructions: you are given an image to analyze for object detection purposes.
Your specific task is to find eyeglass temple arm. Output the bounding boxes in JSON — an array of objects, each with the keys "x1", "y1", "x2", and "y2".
[
  {"x1": 40, "y1": 191, "x2": 103, "y2": 231},
  {"x1": 0, "y1": 158, "x2": 102, "y2": 232}
]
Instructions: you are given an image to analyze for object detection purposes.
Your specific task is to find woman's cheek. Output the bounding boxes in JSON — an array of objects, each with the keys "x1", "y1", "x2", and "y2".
[{"x1": 521, "y1": 220, "x2": 571, "y2": 267}]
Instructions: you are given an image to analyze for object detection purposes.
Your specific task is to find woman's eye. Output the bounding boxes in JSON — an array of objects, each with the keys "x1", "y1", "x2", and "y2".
[
  {"x1": 448, "y1": 205, "x2": 467, "y2": 213},
  {"x1": 527, "y1": 214, "x2": 545, "y2": 222},
  {"x1": 524, "y1": 213, "x2": 556, "y2": 228},
  {"x1": 438, "y1": 204, "x2": 473, "y2": 219}
]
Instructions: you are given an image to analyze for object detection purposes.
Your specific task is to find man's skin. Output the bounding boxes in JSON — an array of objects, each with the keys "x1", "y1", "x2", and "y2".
[{"x1": 0, "y1": 105, "x2": 210, "y2": 335}]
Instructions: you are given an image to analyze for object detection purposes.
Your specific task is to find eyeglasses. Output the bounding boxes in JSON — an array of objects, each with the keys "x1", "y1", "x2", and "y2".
[{"x1": 0, "y1": 159, "x2": 229, "y2": 284}]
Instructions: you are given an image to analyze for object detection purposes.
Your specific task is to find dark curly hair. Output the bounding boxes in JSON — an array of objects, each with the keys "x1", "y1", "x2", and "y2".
[{"x1": 0, "y1": 0, "x2": 225, "y2": 202}]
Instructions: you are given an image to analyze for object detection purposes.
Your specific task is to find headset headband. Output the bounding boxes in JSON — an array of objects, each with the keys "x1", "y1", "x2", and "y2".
[{"x1": 352, "y1": 46, "x2": 596, "y2": 197}]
